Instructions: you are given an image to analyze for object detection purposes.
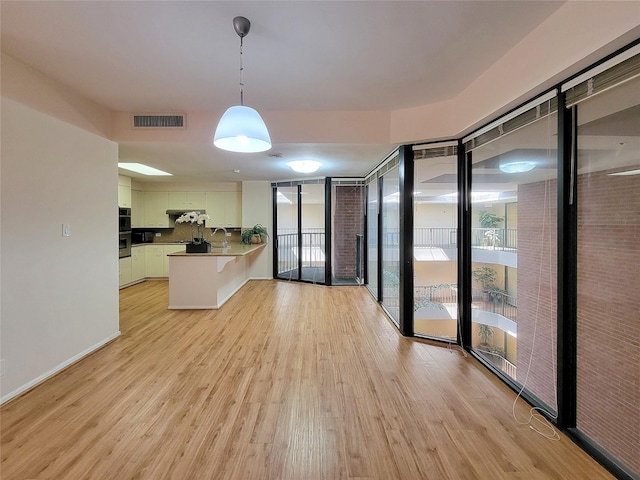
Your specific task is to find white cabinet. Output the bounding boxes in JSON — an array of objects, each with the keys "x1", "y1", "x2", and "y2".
[
  {"x1": 143, "y1": 192, "x2": 170, "y2": 227},
  {"x1": 168, "y1": 192, "x2": 206, "y2": 211},
  {"x1": 163, "y1": 245, "x2": 186, "y2": 276},
  {"x1": 145, "y1": 245, "x2": 165, "y2": 277},
  {"x1": 131, "y1": 189, "x2": 144, "y2": 228},
  {"x1": 205, "y1": 191, "x2": 241, "y2": 227},
  {"x1": 118, "y1": 175, "x2": 132, "y2": 208},
  {"x1": 119, "y1": 256, "x2": 132, "y2": 287},
  {"x1": 131, "y1": 245, "x2": 146, "y2": 282}
]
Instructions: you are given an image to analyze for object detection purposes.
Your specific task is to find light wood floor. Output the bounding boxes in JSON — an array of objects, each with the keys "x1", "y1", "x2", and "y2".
[{"x1": 1, "y1": 280, "x2": 613, "y2": 480}]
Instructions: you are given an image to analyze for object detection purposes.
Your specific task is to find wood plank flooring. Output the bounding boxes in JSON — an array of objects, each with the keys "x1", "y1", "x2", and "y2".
[{"x1": 1, "y1": 280, "x2": 614, "y2": 479}]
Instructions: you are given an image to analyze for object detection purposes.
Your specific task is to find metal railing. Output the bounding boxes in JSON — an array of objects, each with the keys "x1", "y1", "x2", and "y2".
[
  {"x1": 414, "y1": 228, "x2": 457, "y2": 248},
  {"x1": 472, "y1": 287, "x2": 518, "y2": 322},
  {"x1": 277, "y1": 230, "x2": 326, "y2": 275},
  {"x1": 414, "y1": 284, "x2": 458, "y2": 305},
  {"x1": 471, "y1": 228, "x2": 517, "y2": 251},
  {"x1": 376, "y1": 227, "x2": 518, "y2": 251},
  {"x1": 477, "y1": 349, "x2": 517, "y2": 379}
]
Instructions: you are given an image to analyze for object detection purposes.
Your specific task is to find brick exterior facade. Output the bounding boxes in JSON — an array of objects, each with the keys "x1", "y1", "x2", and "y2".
[
  {"x1": 576, "y1": 170, "x2": 640, "y2": 475},
  {"x1": 517, "y1": 171, "x2": 639, "y2": 476},
  {"x1": 516, "y1": 180, "x2": 558, "y2": 410},
  {"x1": 332, "y1": 186, "x2": 364, "y2": 278}
]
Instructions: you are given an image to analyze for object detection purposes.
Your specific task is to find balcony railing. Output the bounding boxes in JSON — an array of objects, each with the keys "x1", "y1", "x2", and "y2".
[
  {"x1": 472, "y1": 287, "x2": 518, "y2": 322},
  {"x1": 375, "y1": 227, "x2": 517, "y2": 252},
  {"x1": 414, "y1": 284, "x2": 458, "y2": 305},
  {"x1": 477, "y1": 349, "x2": 517, "y2": 379},
  {"x1": 413, "y1": 285, "x2": 517, "y2": 322},
  {"x1": 471, "y1": 228, "x2": 517, "y2": 251},
  {"x1": 277, "y1": 230, "x2": 326, "y2": 274},
  {"x1": 414, "y1": 228, "x2": 457, "y2": 248}
]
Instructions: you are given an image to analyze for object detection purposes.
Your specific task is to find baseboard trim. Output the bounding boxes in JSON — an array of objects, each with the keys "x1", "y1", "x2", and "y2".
[{"x1": 0, "y1": 331, "x2": 121, "y2": 405}]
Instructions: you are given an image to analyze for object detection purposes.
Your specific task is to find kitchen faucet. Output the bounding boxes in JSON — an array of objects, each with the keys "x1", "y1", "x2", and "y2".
[{"x1": 211, "y1": 227, "x2": 228, "y2": 247}]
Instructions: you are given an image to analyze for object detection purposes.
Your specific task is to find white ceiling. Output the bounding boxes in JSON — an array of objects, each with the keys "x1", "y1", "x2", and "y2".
[{"x1": 1, "y1": 0, "x2": 567, "y2": 183}]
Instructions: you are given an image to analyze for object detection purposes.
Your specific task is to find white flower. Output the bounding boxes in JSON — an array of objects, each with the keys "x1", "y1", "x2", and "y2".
[
  {"x1": 196, "y1": 213, "x2": 210, "y2": 225},
  {"x1": 176, "y1": 211, "x2": 202, "y2": 224}
]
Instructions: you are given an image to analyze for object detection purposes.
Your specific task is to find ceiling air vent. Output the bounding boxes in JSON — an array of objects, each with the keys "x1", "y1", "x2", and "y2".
[{"x1": 132, "y1": 114, "x2": 186, "y2": 129}]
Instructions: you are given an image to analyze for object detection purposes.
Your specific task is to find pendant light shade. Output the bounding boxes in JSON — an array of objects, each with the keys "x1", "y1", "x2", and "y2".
[
  {"x1": 213, "y1": 16, "x2": 271, "y2": 153},
  {"x1": 214, "y1": 105, "x2": 271, "y2": 153}
]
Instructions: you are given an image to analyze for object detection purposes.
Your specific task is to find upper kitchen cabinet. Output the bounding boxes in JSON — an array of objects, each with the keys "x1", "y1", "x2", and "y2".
[
  {"x1": 168, "y1": 192, "x2": 206, "y2": 211},
  {"x1": 118, "y1": 175, "x2": 132, "y2": 208},
  {"x1": 143, "y1": 191, "x2": 170, "y2": 227},
  {"x1": 205, "y1": 191, "x2": 242, "y2": 227}
]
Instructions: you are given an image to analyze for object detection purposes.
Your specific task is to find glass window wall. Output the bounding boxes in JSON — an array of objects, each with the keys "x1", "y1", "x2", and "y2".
[
  {"x1": 413, "y1": 146, "x2": 458, "y2": 340},
  {"x1": 469, "y1": 103, "x2": 558, "y2": 411},
  {"x1": 574, "y1": 73, "x2": 640, "y2": 477},
  {"x1": 366, "y1": 177, "x2": 379, "y2": 298},
  {"x1": 381, "y1": 165, "x2": 400, "y2": 325}
]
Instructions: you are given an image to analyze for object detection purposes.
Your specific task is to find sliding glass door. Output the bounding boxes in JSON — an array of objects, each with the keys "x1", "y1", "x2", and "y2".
[
  {"x1": 274, "y1": 180, "x2": 326, "y2": 284},
  {"x1": 275, "y1": 184, "x2": 300, "y2": 281}
]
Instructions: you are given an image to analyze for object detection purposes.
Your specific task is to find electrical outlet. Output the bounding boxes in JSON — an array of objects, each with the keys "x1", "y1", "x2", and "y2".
[
  {"x1": 62, "y1": 223, "x2": 71, "y2": 237},
  {"x1": 225, "y1": 232, "x2": 232, "y2": 236},
  {"x1": 155, "y1": 232, "x2": 161, "y2": 237}
]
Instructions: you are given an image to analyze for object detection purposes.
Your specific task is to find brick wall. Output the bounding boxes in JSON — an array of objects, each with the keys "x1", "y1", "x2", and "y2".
[
  {"x1": 516, "y1": 179, "x2": 558, "y2": 410},
  {"x1": 517, "y1": 170, "x2": 639, "y2": 476},
  {"x1": 576, "y1": 170, "x2": 640, "y2": 476},
  {"x1": 333, "y1": 186, "x2": 364, "y2": 278}
]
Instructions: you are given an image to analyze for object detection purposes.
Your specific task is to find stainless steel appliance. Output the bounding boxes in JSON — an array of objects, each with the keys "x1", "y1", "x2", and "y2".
[
  {"x1": 119, "y1": 207, "x2": 132, "y2": 257},
  {"x1": 132, "y1": 231, "x2": 154, "y2": 244},
  {"x1": 119, "y1": 231, "x2": 132, "y2": 258},
  {"x1": 119, "y1": 207, "x2": 131, "y2": 231}
]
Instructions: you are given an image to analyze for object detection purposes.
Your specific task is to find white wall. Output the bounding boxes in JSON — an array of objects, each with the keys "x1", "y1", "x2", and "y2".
[
  {"x1": 242, "y1": 181, "x2": 273, "y2": 279},
  {"x1": 0, "y1": 98, "x2": 120, "y2": 402},
  {"x1": 414, "y1": 204, "x2": 457, "y2": 229}
]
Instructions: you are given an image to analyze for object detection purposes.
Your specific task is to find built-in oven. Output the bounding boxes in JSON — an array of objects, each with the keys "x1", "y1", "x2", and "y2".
[
  {"x1": 119, "y1": 207, "x2": 131, "y2": 231},
  {"x1": 119, "y1": 231, "x2": 132, "y2": 258}
]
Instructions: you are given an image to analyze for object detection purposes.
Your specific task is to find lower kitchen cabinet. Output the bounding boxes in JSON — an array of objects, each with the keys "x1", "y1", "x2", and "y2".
[
  {"x1": 131, "y1": 245, "x2": 146, "y2": 282},
  {"x1": 119, "y1": 256, "x2": 132, "y2": 287},
  {"x1": 120, "y1": 244, "x2": 188, "y2": 288},
  {"x1": 145, "y1": 245, "x2": 165, "y2": 278}
]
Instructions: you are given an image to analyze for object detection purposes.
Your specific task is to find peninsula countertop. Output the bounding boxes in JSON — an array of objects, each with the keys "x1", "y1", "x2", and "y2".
[{"x1": 167, "y1": 243, "x2": 266, "y2": 257}]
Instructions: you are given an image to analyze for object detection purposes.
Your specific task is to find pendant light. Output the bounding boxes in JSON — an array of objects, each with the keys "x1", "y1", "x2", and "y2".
[{"x1": 214, "y1": 16, "x2": 271, "y2": 153}]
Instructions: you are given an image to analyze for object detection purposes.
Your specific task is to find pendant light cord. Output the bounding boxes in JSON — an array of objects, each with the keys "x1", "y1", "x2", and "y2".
[{"x1": 239, "y1": 36, "x2": 244, "y2": 106}]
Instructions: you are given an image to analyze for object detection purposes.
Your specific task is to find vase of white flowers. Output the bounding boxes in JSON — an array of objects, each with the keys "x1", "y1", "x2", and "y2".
[{"x1": 175, "y1": 211, "x2": 212, "y2": 253}]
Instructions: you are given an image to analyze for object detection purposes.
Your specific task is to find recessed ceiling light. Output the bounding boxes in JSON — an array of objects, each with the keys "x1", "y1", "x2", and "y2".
[
  {"x1": 118, "y1": 163, "x2": 172, "y2": 176},
  {"x1": 499, "y1": 161, "x2": 535, "y2": 173},
  {"x1": 287, "y1": 160, "x2": 322, "y2": 173},
  {"x1": 609, "y1": 168, "x2": 640, "y2": 176}
]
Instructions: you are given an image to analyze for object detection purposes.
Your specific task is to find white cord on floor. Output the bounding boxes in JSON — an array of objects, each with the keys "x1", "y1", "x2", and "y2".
[{"x1": 511, "y1": 124, "x2": 560, "y2": 442}]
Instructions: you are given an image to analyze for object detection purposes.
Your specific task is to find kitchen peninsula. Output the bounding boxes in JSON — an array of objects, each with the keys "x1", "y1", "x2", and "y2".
[{"x1": 167, "y1": 243, "x2": 266, "y2": 309}]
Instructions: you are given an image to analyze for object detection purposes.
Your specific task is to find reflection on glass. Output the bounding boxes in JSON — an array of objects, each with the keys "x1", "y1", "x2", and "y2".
[
  {"x1": 367, "y1": 179, "x2": 378, "y2": 297},
  {"x1": 381, "y1": 166, "x2": 400, "y2": 325},
  {"x1": 575, "y1": 75, "x2": 639, "y2": 476},
  {"x1": 470, "y1": 108, "x2": 558, "y2": 412},
  {"x1": 275, "y1": 183, "x2": 326, "y2": 284},
  {"x1": 413, "y1": 152, "x2": 458, "y2": 340}
]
